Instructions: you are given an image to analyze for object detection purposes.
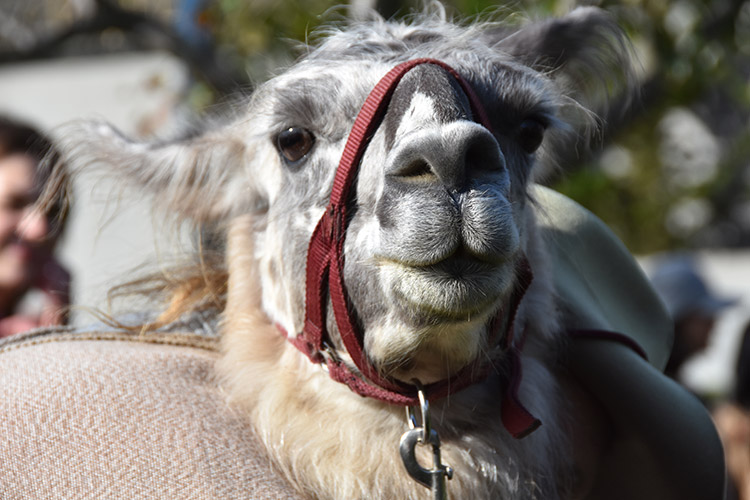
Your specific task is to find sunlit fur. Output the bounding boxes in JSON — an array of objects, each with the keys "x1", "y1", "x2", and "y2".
[{"x1": 43, "y1": 6, "x2": 633, "y2": 499}]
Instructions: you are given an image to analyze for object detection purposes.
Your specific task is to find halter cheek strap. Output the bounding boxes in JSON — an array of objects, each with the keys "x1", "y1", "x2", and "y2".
[{"x1": 282, "y1": 58, "x2": 540, "y2": 438}]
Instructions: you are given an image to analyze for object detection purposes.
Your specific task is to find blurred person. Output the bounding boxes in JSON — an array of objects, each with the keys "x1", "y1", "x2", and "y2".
[
  {"x1": 651, "y1": 256, "x2": 748, "y2": 498},
  {"x1": 648, "y1": 255, "x2": 736, "y2": 380},
  {"x1": 0, "y1": 116, "x2": 69, "y2": 337},
  {"x1": 713, "y1": 323, "x2": 750, "y2": 500}
]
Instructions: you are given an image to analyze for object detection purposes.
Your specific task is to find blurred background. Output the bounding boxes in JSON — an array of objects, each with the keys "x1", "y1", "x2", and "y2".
[{"x1": 1, "y1": 0, "x2": 749, "y2": 399}]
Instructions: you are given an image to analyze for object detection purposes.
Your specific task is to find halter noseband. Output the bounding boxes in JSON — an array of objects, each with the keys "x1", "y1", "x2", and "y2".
[{"x1": 281, "y1": 58, "x2": 540, "y2": 438}]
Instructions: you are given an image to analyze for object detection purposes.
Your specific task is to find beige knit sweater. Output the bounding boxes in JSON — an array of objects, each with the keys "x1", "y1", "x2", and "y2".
[{"x1": 0, "y1": 326, "x2": 304, "y2": 500}]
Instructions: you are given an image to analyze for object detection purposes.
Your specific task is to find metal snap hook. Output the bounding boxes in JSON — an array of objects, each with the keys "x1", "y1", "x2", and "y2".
[{"x1": 400, "y1": 382, "x2": 453, "y2": 499}]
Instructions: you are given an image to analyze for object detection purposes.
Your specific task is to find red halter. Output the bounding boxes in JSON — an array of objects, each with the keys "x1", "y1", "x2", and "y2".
[{"x1": 281, "y1": 58, "x2": 540, "y2": 438}]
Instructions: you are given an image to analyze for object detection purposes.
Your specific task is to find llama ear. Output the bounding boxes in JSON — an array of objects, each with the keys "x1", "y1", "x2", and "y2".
[
  {"x1": 492, "y1": 7, "x2": 634, "y2": 104},
  {"x1": 42, "y1": 121, "x2": 255, "y2": 223}
]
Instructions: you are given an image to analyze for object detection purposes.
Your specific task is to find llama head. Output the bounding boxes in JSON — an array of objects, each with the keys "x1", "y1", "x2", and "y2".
[{"x1": 52, "y1": 7, "x2": 632, "y2": 385}]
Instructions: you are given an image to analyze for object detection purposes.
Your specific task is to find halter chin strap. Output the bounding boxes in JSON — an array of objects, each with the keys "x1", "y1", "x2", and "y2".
[{"x1": 282, "y1": 58, "x2": 540, "y2": 438}]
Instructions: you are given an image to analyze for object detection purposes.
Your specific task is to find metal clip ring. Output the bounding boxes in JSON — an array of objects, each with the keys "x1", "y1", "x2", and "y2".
[
  {"x1": 319, "y1": 341, "x2": 342, "y2": 373},
  {"x1": 404, "y1": 380, "x2": 430, "y2": 443}
]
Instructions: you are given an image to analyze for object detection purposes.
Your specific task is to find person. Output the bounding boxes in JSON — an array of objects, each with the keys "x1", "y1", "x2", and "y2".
[
  {"x1": 647, "y1": 255, "x2": 736, "y2": 380},
  {"x1": 0, "y1": 115, "x2": 69, "y2": 337},
  {"x1": 713, "y1": 322, "x2": 750, "y2": 500}
]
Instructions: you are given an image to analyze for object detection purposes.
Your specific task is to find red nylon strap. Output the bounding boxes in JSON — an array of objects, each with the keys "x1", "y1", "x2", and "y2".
[
  {"x1": 294, "y1": 58, "x2": 540, "y2": 436},
  {"x1": 502, "y1": 348, "x2": 542, "y2": 439},
  {"x1": 498, "y1": 260, "x2": 541, "y2": 438},
  {"x1": 304, "y1": 58, "x2": 494, "y2": 392}
]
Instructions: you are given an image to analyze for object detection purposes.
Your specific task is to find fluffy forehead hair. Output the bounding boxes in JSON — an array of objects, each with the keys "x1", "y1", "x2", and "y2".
[
  {"x1": 305, "y1": 11, "x2": 492, "y2": 62},
  {"x1": 261, "y1": 6, "x2": 633, "y2": 175},
  {"x1": 300, "y1": 6, "x2": 632, "y2": 86}
]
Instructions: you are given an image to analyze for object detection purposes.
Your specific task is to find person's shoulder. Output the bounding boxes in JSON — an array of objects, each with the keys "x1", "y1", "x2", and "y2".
[{"x1": 0, "y1": 323, "x2": 305, "y2": 499}]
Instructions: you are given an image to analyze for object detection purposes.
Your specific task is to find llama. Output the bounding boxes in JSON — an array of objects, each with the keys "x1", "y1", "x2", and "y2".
[{"x1": 34, "y1": 6, "x2": 724, "y2": 500}]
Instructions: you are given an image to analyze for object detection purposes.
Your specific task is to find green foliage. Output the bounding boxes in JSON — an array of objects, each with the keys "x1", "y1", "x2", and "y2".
[{"x1": 560, "y1": 0, "x2": 750, "y2": 252}]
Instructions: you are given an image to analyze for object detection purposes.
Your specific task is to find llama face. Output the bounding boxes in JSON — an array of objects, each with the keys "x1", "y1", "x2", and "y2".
[
  {"x1": 49, "y1": 7, "x2": 631, "y2": 388},
  {"x1": 252, "y1": 37, "x2": 562, "y2": 383}
]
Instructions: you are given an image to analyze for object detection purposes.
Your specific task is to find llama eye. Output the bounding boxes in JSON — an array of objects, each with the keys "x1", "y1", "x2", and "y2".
[
  {"x1": 276, "y1": 127, "x2": 315, "y2": 164},
  {"x1": 517, "y1": 119, "x2": 546, "y2": 154}
]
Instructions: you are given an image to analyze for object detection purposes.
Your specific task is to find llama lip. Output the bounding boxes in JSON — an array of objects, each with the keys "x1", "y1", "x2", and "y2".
[{"x1": 380, "y1": 254, "x2": 515, "y2": 320}]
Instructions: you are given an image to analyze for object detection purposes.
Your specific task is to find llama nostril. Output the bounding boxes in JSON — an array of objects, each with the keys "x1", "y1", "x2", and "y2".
[{"x1": 397, "y1": 159, "x2": 437, "y2": 183}]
